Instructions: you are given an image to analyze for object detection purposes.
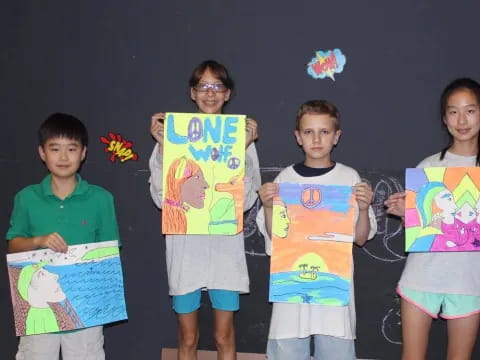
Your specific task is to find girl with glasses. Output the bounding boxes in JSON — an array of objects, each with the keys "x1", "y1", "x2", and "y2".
[{"x1": 148, "y1": 60, "x2": 261, "y2": 360}]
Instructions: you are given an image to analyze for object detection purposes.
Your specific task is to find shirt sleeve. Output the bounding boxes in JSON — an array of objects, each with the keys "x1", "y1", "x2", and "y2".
[
  {"x1": 364, "y1": 205, "x2": 378, "y2": 240},
  {"x1": 6, "y1": 191, "x2": 30, "y2": 240},
  {"x1": 97, "y1": 191, "x2": 120, "y2": 244},
  {"x1": 256, "y1": 171, "x2": 283, "y2": 256},
  {"x1": 148, "y1": 143, "x2": 163, "y2": 209},
  {"x1": 243, "y1": 143, "x2": 261, "y2": 212}
]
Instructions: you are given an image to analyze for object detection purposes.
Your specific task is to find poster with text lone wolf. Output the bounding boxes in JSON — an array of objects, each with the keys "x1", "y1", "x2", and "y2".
[
  {"x1": 7, "y1": 240, "x2": 127, "y2": 336},
  {"x1": 270, "y1": 183, "x2": 355, "y2": 305},
  {"x1": 162, "y1": 113, "x2": 246, "y2": 235}
]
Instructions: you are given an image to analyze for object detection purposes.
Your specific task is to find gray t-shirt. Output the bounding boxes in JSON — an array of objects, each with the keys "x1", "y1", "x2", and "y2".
[
  {"x1": 399, "y1": 151, "x2": 480, "y2": 295},
  {"x1": 149, "y1": 143, "x2": 261, "y2": 295}
]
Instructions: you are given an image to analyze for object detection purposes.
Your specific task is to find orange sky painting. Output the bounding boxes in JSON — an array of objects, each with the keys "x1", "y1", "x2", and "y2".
[{"x1": 271, "y1": 202, "x2": 355, "y2": 277}]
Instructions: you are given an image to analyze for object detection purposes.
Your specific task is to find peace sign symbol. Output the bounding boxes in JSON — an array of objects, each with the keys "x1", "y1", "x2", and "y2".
[
  {"x1": 228, "y1": 157, "x2": 241, "y2": 169},
  {"x1": 211, "y1": 147, "x2": 219, "y2": 161},
  {"x1": 301, "y1": 187, "x2": 322, "y2": 209},
  {"x1": 188, "y1": 117, "x2": 203, "y2": 142}
]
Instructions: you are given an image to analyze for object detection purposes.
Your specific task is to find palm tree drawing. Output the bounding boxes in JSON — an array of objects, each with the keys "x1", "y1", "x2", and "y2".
[{"x1": 298, "y1": 264, "x2": 308, "y2": 274}]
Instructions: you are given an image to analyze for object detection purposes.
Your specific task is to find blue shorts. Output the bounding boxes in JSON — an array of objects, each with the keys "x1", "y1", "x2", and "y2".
[
  {"x1": 398, "y1": 286, "x2": 480, "y2": 319},
  {"x1": 266, "y1": 335, "x2": 355, "y2": 360},
  {"x1": 172, "y1": 289, "x2": 239, "y2": 314}
]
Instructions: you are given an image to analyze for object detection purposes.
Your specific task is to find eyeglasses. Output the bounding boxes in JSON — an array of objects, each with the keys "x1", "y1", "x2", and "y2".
[{"x1": 194, "y1": 82, "x2": 227, "y2": 93}]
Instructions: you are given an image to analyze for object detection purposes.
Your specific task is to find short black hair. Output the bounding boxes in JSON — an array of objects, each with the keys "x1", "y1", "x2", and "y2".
[{"x1": 38, "y1": 113, "x2": 88, "y2": 147}]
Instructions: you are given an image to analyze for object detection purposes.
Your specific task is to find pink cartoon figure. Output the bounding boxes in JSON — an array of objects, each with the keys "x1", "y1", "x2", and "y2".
[
  {"x1": 467, "y1": 197, "x2": 480, "y2": 248},
  {"x1": 429, "y1": 186, "x2": 479, "y2": 251},
  {"x1": 414, "y1": 181, "x2": 466, "y2": 251}
]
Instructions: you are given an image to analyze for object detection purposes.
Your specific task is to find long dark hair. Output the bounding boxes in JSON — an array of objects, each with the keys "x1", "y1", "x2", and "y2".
[{"x1": 439, "y1": 77, "x2": 480, "y2": 165}]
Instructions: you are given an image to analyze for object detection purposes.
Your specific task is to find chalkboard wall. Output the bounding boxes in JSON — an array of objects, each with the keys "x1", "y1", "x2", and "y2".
[{"x1": 2, "y1": 1, "x2": 480, "y2": 359}]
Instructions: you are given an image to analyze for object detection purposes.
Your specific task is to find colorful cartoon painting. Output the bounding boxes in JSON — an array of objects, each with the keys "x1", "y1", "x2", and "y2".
[
  {"x1": 405, "y1": 167, "x2": 480, "y2": 252},
  {"x1": 162, "y1": 113, "x2": 246, "y2": 235},
  {"x1": 269, "y1": 183, "x2": 355, "y2": 305},
  {"x1": 7, "y1": 240, "x2": 127, "y2": 336}
]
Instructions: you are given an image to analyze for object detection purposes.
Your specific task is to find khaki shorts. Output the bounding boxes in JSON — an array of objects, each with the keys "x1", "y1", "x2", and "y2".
[{"x1": 16, "y1": 326, "x2": 104, "y2": 360}]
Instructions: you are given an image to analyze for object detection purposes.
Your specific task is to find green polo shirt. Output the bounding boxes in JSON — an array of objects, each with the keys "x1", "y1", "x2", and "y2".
[{"x1": 7, "y1": 175, "x2": 119, "y2": 245}]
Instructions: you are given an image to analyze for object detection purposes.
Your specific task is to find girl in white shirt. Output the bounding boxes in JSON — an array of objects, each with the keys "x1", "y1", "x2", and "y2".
[{"x1": 385, "y1": 78, "x2": 480, "y2": 360}]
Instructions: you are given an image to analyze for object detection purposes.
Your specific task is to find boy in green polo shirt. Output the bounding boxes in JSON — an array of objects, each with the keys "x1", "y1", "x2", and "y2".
[{"x1": 6, "y1": 113, "x2": 120, "y2": 360}]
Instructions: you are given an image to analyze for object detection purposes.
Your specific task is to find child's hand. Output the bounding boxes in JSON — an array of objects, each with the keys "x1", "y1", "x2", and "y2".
[
  {"x1": 384, "y1": 191, "x2": 406, "y2": 218},
  {"x1": 259, "y1": 182, "x2": 279, "y2": 208},
  {"x1": 150, "y1": 113, "x2": 165, "y2": 152},
  {"x1": 38, "y1": 232, "x2": 68, "y2": 253},
  {"x1": 354, "y1": 182, "x2": 373, "y2": 211},
  {"x1": 246, "y1": 118, "x2": 258, "y2": 149}
]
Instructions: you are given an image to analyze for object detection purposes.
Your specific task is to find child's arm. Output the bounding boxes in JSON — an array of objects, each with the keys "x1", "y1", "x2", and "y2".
[
  {"x1": 384, "y1": 191, "x2": 406, "y2": 223},
  {"x1": 258, "y1": 182, "x2": 279, "y2": 239},
  {"x1": 8, "y1": 233, "x2": 68, "y2": 253},
  {"x1": 243, "y1": 142, "x2": 261, "y2": 211},
  {"x1": 148, "y1": 113, "x2": 165, "y2": 208},
  {"x1": 245, "y1": 118, "x2": 258, "y2": 149},
  {"x1": 353, "y1": 182, "x2": 374, "y2": 246},
  {"x1": 7, "y1": 191, "x2": 68, "y2": 253}
]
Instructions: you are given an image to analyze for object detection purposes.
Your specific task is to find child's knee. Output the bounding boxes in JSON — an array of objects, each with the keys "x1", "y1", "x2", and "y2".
[
  {"x1": 214, "y1": 328, "x2": 235, "y2": 347},
  {"x1": 179, "y1": 328, "x2": 199, "y2": 348}
]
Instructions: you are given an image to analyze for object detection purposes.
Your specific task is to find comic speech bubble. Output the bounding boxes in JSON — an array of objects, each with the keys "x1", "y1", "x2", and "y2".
[{"x1": 307, "y1": 49, "x2": 346, "y2": 81}]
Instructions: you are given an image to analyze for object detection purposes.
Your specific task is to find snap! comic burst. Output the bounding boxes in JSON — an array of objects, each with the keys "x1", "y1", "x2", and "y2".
[{"x1": 100, "y1": 133, "x2": 138, "y2": 163}]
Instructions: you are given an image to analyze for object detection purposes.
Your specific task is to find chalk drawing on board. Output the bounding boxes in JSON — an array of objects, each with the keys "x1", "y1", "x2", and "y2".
[
  {"x1": 360, "y1": 170, "x2": 406, "y2": 263},
  {"x1": 244, "y1": 167, "x2": 284, "y2": 257},
  {"x1": 381, "y1": 298, "x2": 402, "y2": 345}
]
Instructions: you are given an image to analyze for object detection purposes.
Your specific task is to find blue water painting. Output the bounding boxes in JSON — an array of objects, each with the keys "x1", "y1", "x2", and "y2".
[
  {"x1": 52, "y1": 258, "x2": 127, "y2": 327},
  {"x1": 269, "y1": 271, "x2": 350, "y2": 305},
  {"x1": 13, "y1": 257, "x2": 127, "y2": 329}
]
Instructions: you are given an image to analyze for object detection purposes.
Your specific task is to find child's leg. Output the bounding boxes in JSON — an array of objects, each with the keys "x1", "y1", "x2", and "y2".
[
  {"x1": 400, "y1": 298, "x2": 433, "y2": 360},
  {"x1": 173, "y1": 290, "x2": 202, "y2": 360},
  {"x1": 209, "y1": 289, "x2": 239, "y2": 360},
  {"x1": 441, "y1": 295, "x2": 480, "y2": 360},
  {"x1": 16, "y1": 333, "x2": 61, "y2": 360},
  {"x1": 60, "y1": 326, "x2": 104, "y2": 360},
  {"x1": 446, "y1": 314, "x2": 479, "y2": 360},
  {"x1": 313, "y1": 334, "x2": 355, "y2": 360},
  {"x1": 213, "y1": 310, "x2": 235, "y2": 360},
  {"x1": 266, "y1": 337, "x2": 310, "y2": 360},
  {"x1": 177, "y1": 312, "x2": 200, "y2": 360}
]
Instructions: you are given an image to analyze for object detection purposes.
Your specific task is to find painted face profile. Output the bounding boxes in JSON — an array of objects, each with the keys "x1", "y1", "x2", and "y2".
[
  {"x1": 30, "y1": 268, "x2": 66, "y2": 304},
  {"x1": 272, "y1": 201, "x2": 291, "y2": 238},
  {"x1": 180, "y1": 169, "x2": 209, "y2": 209},
  {"x1": 475, "y1": 199, "x2": 480, "y2": 223},
  {"x1": 433, "y1": 189, "x2": 457, "y2": 215},
  {"x1": 455, "y1": 202, "x2": 476, "y2": 224}
]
